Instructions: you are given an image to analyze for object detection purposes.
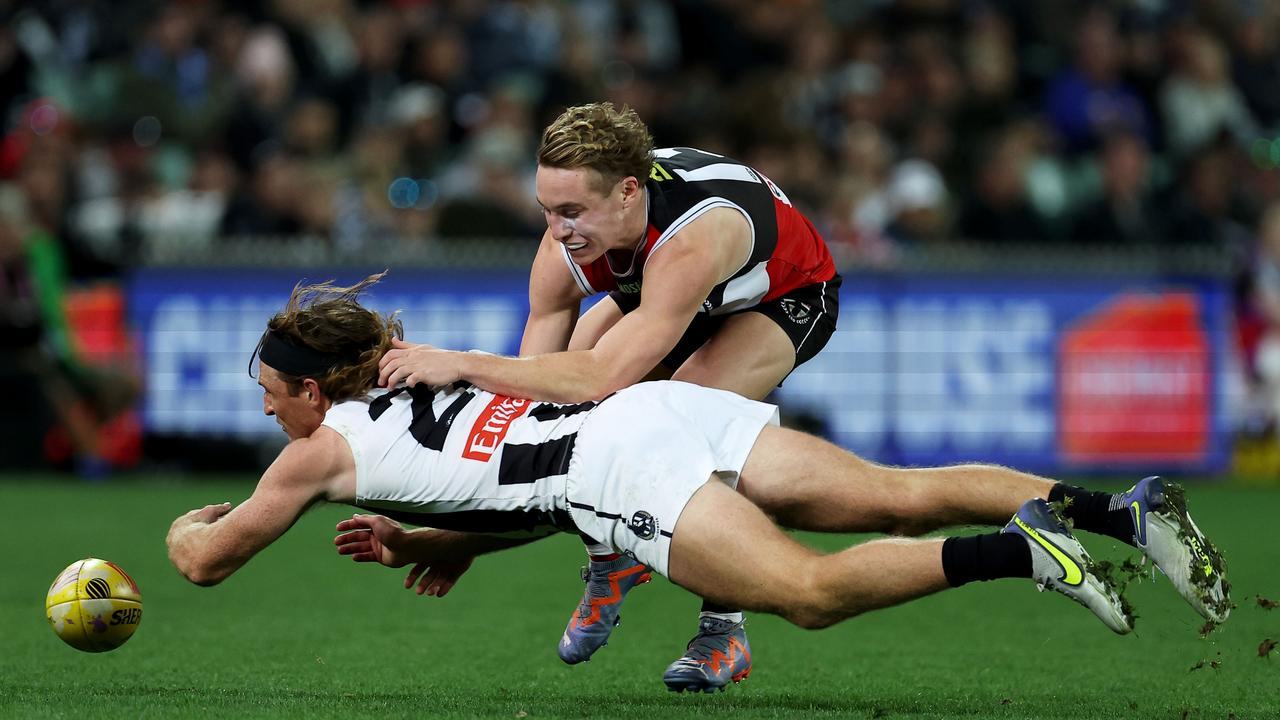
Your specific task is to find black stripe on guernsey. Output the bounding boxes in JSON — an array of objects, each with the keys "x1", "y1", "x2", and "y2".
[
  {"x1": 498, "y1": 434, "x2": 576, "y2": 485},
  {"x1": 359, "y1": 505, "x2": 578, "y2": 535},
  {"x1": 529, "y1": 401, "x2": 596, "y2": 421},
  {"x1": 417, "y1": 387, "x2": 474, "y2": 451},
  {"x1": 367, "y1": 386, "x2": 408, "y2": 421},
  {"x1": 371, "y1": 385, "x2": 475, "y2": 451},
  {"x1": 568, "y1": 501, "x2": 622, "y2": 520},
  {"x1": 84, "y1": 578, "x2": 111, "y2": 599},
  {"x1": 567, "y1": 501, "x2": 675, "y2": 539},
  {"x1": 405, "y1": 385, "x2": 439, "y2": 448}
]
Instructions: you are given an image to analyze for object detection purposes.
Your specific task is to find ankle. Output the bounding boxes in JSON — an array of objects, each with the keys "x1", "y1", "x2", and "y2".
[{"x1": 699, "y1": 610, "x2": 744, "y2": 624}]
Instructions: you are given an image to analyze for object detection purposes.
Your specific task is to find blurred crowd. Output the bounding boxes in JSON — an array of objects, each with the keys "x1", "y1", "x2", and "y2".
[
  {"x1": 8, "y1": 0, "x2": 1280, "y2": 467},
  {"x1": 4, "y1": 0, "x2": 1280, "y2": 266}
]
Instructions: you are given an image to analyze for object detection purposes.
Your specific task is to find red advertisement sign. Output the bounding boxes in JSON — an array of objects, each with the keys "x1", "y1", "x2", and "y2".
[{"x1": 1059, "y1": 293, "x2": 1211, "y2": 463}]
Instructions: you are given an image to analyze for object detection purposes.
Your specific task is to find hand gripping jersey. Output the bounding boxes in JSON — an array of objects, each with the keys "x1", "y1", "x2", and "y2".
[
  {"x1": 321, "y1": 383, "x2": 595, "y2": 536},
  {"x1": 561, "y1": 147, "x2": 838, "y2": 315}
]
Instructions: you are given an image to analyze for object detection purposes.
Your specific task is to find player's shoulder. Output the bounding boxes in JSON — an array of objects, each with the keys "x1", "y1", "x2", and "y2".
[
  {"x1": 649, "y1": 147, "x2": 763, "y2": 202},
  {"x1": 266, "y1": 428, "x2": 350, "y2": 490},
  {"x1": 296, "y1": 425, "x2": 351, "y2": 458},
  {"x1": 652, "y1": 147, "x2": 748, "y2": 173},
  {"x1": 648, "y1": 147, "x2": 751, "y2": 224}
]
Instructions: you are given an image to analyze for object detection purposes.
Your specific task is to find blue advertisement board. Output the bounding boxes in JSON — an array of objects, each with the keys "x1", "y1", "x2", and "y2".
[
  {"x1": 771, "y1": 274, "x2": 1230, "y2": 473},
  {"x1": 126, "y1": 269, "x2": 1231, "y2": 473},
  {"x1": 128, "y1": 268, "x2": 531, "y2": 439}
]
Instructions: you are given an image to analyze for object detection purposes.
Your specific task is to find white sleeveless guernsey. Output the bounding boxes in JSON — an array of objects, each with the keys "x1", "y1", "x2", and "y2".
[{"x1": 321, "y1": 383, "x2": 596, "y2": 536}]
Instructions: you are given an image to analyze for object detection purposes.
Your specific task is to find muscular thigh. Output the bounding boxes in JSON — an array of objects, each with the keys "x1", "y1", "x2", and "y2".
[
  {"x1": 672, "y1": 312, "x2": 796, "y2": 401},
  {"x1": 667, "y1": 479, "x2": 816, "y2": 615},
  {"x1": 736, "y1": 425, "x2": 909, "y2": 532}
]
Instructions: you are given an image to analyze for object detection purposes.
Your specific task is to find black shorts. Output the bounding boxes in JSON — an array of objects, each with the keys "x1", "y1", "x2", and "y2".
[{"x1": 610, "y1": 274, "x2": 841, "y2": 378}]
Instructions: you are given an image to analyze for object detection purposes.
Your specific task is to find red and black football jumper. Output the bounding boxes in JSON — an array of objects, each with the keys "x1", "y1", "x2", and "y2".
[{"x1": 559, "y1": 146, "x2": 842, "y2": 372}]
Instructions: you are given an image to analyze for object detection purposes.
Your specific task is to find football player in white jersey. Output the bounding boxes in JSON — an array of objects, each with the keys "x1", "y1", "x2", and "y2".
[
  {"x1": 167, "y1": 273, "x2": 1229, "y2": 693},
  {"x1": 377, "y1": 102, "x2": 844, "y2": 690}
]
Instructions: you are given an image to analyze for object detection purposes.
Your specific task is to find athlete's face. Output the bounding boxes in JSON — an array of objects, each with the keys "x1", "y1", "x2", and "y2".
[
  {"x1": 258, "y1": 361, "x2": 327, "y2": 440},
  {"x1": 535, "y1": 165, "x2": 645, "y2": 265}
]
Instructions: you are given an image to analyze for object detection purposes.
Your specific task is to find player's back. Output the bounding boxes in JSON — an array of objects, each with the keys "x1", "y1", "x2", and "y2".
[{"x1": 322, "y1": 384, "x2": 595, "y2": 535}]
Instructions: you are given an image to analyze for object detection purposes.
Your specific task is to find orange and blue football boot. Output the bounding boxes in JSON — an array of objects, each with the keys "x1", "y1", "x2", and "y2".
[
  {"x1": 662, "y1": 616, "x2": 752, "y2": 693},
  {"x1": 558, "y1": 555, "x2": 651, "y2": 664}
]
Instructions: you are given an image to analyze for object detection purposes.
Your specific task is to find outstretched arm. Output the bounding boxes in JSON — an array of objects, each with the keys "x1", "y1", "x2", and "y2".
[
  {"x1": 167, "y1": 437, "x2": 335, "y2": 586},
  {"x1": 333, "y1": 514, "x2": 553, "y2": 596}
]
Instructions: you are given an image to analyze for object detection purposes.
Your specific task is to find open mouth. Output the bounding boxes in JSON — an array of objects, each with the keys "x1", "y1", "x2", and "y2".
[{"x1": 564, "y1": 241, "x2": 588, "y2": 252}]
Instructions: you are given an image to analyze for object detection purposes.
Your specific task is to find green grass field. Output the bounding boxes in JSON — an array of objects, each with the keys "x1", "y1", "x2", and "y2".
[{"x1": 0, "y1": 475, "x2": 1275, "y2": 719}]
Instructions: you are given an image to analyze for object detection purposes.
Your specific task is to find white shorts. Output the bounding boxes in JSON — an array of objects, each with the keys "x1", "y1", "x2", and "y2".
[{"x1": 564, "y1": 381, "x2": 779, "y2": 576}]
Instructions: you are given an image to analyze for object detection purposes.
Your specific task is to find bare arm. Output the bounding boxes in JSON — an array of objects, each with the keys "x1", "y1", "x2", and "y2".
[
  {"x1": 167, "y1": 436, "x2": 339, "y2": 586},
  {"x1": 567, "y1": 296, "x2": 624, "y2": 351},
  {"x1": 379, "y1": 208, "x2": 751, "y2": 402},
  {"x1": 334, "y1": 514, "x2": 555, "y2": 596},
  {"x1": 520, "y1": 230, "x2": 584, "y2": 356},
  {"x1": 335, "y1": 517, "x2": 552, "y2": 566},
  {"x1": 420, "y1": 528, "x2": 552, "y2": 556}
]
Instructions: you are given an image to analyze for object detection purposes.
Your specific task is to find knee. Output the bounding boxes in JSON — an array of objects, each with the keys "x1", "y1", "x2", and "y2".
[
  {"x1": 879, "y1": 472, "x2": 934, "y2": 536},
  {"x1": 783, "y1": 605, "x2": 845, "y2": 630},
  {"x1": 777, "y1": 567, "x2": 854, "y2": 630}
]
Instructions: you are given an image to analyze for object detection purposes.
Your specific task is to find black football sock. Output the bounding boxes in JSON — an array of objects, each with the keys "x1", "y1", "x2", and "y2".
[
  {"x1": 1048, "y1": 483, "x2": 1136, "y2": 546},
  {"x1": 941, "y1": 533, "x2": 1033, "y2": 587}
]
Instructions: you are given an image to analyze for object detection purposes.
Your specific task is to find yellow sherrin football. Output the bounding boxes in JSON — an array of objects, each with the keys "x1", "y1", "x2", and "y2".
[{"x1": 45, "y1": 558, "x2": 143, "y2": 652}]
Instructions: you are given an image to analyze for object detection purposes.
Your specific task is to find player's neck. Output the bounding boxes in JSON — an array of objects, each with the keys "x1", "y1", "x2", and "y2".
[{"x1": 622, "y1": 187, "x2": 649, "y2": 250}]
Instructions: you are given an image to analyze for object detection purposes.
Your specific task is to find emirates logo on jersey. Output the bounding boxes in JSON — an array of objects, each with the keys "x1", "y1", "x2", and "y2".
[{"x1": 462, "y1": 395, "x2": 532, "y2": 461}]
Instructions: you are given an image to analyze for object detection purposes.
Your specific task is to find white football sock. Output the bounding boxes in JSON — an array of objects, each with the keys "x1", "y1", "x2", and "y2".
[{"x1": 699, "y1": 611, "x2": 744, "y2": 624}]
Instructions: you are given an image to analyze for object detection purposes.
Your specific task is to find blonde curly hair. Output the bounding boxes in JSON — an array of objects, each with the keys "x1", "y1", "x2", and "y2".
[
  {"x1": 537, "y1": 102, "x2": 654, "y2": 192},
  {"x1": 253, "y1": 271, "x2": 403, "y2": 402}
]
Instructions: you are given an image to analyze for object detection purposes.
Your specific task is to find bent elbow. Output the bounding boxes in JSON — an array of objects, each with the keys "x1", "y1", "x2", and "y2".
[
  {"x1": 584, "y1": 382, "x2": 617, "y2": 403},
  {"x1": 587, "y1": 365, "x2": 643, "y2": 402},
  {"x1": 548, "y1": 370, "x2": 623, "y2": 404},
  {"x1": 583, "y1": 379, "x2": 627, "y2": 403},
  {"x1": 540, "y1": 353, "x2": 645, "y2": 403}
]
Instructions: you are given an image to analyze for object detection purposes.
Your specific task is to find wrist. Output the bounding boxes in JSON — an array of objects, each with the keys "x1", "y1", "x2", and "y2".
[{"x1": 452, "y1": 351, "x2": 473, "y2": 384}]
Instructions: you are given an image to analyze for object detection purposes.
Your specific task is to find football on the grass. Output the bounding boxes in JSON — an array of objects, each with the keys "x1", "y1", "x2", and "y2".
[{"x1": 45, "y1": 558, "x2": 143, "y2": 652}]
